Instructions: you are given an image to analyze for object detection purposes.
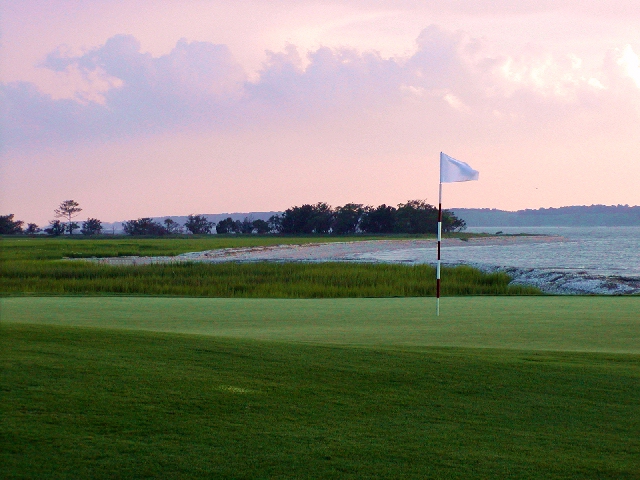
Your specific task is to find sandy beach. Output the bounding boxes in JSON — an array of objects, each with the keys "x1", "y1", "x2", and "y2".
[{"x1": 92, "y1": 235, "x2": 562, "y2": 265}]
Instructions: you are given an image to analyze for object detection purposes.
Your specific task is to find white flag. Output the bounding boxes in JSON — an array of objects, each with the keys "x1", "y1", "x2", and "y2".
[{"x1": 440, "y1": 152, "x2": 479, "y2": 183}]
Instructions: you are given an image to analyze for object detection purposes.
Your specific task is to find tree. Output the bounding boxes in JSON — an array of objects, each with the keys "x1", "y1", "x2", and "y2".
[
  {"x1": 360, "y1": 204, "x2": 396, "y2": 233},
  {"x1": 44, "y1": 220, "x2": 66, "y2": 236},
  {"x1": 333, "y1": 203, "x2": 364, "y2": 234},
  {"x1": 252, "y1": 219, "x2": 270, "y2": 234},
  {"x1": 280, "y1": 203, "x2": 334, "y2": 234},
  {"x1": 442, "y1": 210, "x2": 466, "y2": 233},
  {"x1": 122, "y1": 218, "x2": 167, "y2": 235},
  {"x1": 163, "y1": 218, "x2": 184, "y2": 234},
  {"x1": 81, "y1": 218, "x2": 103, "y2": 236},
  {"x1": 25, "y1": 223, "x2": 41, "y2": 235},
  {"x1": 216, "y1": 217, "x2": 237, "y2": 234},
  {"x1": 55, "y1": 200, "x2": 82, "y2": 234},
  {"x1": 67, "y1": 222, "x2": 80, "y2": 235},
  {"x1": 395, "y1": 200, "x2": 439, "y2": 234},
  {"x1": 0, "y1": 214, "x2": 24, "y2": 234},
  {"x1": 184, "y1": 215, "x2": 214, "y2": 234},
  {"x1": 309, "y1": 202, "x2": 334, "y2": 234},
  {"x1": 280, "y1": 205, "x2": 315, "y2": 234},
  {"x1": 267, "y1": 215, "x2": 282, "y2": 234},
  {"x1": 239, "y1": 217, "x2": 255, "y2": 234}
]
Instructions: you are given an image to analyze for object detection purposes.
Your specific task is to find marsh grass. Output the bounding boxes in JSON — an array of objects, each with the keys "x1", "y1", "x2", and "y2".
[
  {"x1": 1, "y1": 235, "x2": 537, "y2": 297},
  {"x1": 1, "y1": 261, "x2": 539, "y2": 297}
]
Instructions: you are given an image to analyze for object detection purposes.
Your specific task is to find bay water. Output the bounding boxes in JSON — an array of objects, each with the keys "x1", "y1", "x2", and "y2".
[{"x1": 461, "y1": 226, "x2": 640, "y2": 278}]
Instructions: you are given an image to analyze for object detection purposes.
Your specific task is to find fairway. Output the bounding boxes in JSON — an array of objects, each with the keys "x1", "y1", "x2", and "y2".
[
  {"x1": 3, "y1": 296, "x2": 640, "y2": 478},
  {"x1": 3, "y1": 296, "x2": 639, "y2": 353}
]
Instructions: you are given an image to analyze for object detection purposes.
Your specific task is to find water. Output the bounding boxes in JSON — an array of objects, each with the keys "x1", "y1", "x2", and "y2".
[
  {"x1": 352, "y1": 226, "x2": 640, "y2": 280},
  {"x1": 459, "y1": 226, "x2": 640, "y2": 278}
]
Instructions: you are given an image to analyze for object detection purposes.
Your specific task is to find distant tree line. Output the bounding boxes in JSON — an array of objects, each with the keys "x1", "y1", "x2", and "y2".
[
  {"x1": 119, "y1": 200, "x2": 465, "y2": 235},
  {"x1": 271, "y1": 201, "x2": 465, "y2": 234},
  {"x1": 454, "y1": 204, "x2": 640, "y2": 227},
  {"x1": 122, "y1": 215, "x2": 216, "y2": 235},
  {"x1": 1, "y1": 199, "x2": 465, "y2": 236}
]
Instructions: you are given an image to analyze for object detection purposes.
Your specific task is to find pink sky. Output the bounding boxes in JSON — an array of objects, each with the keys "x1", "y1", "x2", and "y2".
[{"x1": 2, "y1": 1, "x2": 640, "y2": 225}]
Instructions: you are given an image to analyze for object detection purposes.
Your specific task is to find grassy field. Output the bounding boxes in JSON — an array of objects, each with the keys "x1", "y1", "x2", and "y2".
[
  {"x1": 3, "y1": 236, "x2": 637, "y2": 477},
  {"x1": 1, "y1": 234, "x2": 537, "y2": 298},
  {"x1": 0, "y1": 234, "x2": 376, "y2": 260},
  {"x1": 2, "y1": 233, "x2": 485, "y2": 261},
  {"x1": 2, "y1": 296, "x2": 639, "y2": 478}
]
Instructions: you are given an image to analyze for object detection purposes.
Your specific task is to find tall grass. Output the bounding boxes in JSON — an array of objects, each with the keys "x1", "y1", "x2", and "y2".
[
  {"x1": 1, "y1": 261, "x2": 540, "y2": 297},
  {"x1": 1, "y1": 235, "x2": 536, "y2": 298}
]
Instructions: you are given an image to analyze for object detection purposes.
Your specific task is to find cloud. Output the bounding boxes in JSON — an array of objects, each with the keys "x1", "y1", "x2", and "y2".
[
  {"x1": 43, "y1": 34, "x2": 246, "y2": 99},
  {"x1": 246, "y1": 44, "x2": 404, "y2": 119},
  {"x1": 2, "y1": 28, "x2": 639, "y2": 150},
  {"x1": 2, "y1": 35, "x2": 246, "y2": 147},
  {"x1": 616, "y1": 44, "x2": 640, "y2": 88},
  {"x1": 0, "y1": 81, "x2": 108, "y2": 147}
]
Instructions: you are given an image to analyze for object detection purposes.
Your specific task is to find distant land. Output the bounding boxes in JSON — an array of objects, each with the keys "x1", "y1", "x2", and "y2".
[
  {"x1": 452, "y1": 205, "x2": 640, "y2": 227},
  {"x1": 99, "y1": 205, "x2": 640, "y2": 232},
  {"x1": 101, "y1": 212, "x2": 279, "y2": 233}
]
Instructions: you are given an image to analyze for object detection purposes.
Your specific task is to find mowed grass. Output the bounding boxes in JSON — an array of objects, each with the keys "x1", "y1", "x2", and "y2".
[
  {"x1": 1, "y1": 261, "x2": 540, "y2": 297},
  {"x1": 2, "y1": 320, "x2": 639, "y2": 478},
  {"x1": 3, "y1": 296, "x2": 639, "y2": 353}
]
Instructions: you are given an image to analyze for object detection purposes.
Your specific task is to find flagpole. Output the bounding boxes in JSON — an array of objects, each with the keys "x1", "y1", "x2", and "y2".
[
  {"x1": 437, "y1": 154, "x2": 442, "y2": 316},
  {"x1": 437, "y1": 152, "x2": 478, "y2": 316}
]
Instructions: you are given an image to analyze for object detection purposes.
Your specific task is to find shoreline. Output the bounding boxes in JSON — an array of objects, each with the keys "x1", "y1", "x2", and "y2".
[
  {"x1": 91, "y1": 235, "x2": 567, "y2": 265},
  {"x1": 84, "y1": 236, "x2": 640, "y2": 295},
  {"x1": 455, "y1": 263, "x2": 640, "y2": 295}
]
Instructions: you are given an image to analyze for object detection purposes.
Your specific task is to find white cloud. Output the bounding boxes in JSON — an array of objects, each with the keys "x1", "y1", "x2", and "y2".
[
  {"x1": 443, "y1": 93, "x2": 470, "y2": 113},
  {"x1": 498, "y1": 53, "x2": 605, "y2": 99},
  {"x1": 587, "y1": 77, "x2": 605, "y2": 89},
  {"x1": 616, "y1": 44, "x2": 640, "y2": 88},
  {"x1": 400, "y1": 85, "x2": 426, "y2": 97}
]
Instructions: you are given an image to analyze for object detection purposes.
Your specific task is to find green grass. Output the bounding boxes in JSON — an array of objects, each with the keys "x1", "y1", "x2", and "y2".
[
  {"x1": 1, "y1": 235, "x2": 367, "y2": 260},
  {"x1": 1, "y1": 261, "x2": 540, "y2": 297},
  {"x1": 2, "y1": 320, "x2": 639, "y2": 478},
  {"x1": 3, "y1": 237, "x2": 635, "y2": 476},
  {"x1": 3, "y1": 296, "x2": 638, "y2": 353},
  {"x1": 1, "y1": 234, "x2": 475, "y2": 261}
]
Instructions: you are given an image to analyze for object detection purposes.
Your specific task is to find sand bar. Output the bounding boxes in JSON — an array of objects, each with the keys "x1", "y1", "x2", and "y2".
[{"x1": 90, "y1": 235, "x2": 563, "y2": 265}]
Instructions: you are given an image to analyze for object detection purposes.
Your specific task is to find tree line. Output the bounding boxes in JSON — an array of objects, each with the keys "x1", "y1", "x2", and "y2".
[{"x1": 1, "y1": 199, "x2": 465, "y2": 236}]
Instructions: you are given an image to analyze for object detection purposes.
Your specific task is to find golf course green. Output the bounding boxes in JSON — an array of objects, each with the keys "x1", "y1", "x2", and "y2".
[
  {"x1": 2, "y1": 296, "x2": 639, "y2": 478},
  {"x1": 2, "y1": 296, "x2": 640, "y2": 352}
]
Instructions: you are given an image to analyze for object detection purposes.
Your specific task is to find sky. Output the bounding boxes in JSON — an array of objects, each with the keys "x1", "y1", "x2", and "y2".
[{"x1": 2, "y1": 1, "x2": 640, "y2": 225}]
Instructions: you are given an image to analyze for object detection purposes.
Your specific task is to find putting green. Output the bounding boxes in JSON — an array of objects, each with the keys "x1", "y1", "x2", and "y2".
[{"x1": 2, "y1": 296, "x2": 638, "y2": 353}]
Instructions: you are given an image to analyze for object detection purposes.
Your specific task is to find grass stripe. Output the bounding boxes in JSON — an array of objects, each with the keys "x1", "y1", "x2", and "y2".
[{"x1": 3, "y1": 296, "x2": 639, "y2": 353}]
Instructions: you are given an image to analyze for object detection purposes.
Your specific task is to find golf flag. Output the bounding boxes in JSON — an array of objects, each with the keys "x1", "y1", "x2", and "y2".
[
  {"x1": 436, "y1": 152, "x2": 479, "y2": 316},
  {"x1": 440, "y1": 152, "x2": 479, "y2": 183}
]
